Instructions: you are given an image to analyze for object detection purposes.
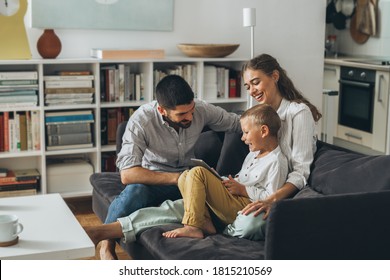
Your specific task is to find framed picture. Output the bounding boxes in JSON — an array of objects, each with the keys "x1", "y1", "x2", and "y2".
[{"x1": 31, "y1": 0, "x2": 174, "y2": 31}]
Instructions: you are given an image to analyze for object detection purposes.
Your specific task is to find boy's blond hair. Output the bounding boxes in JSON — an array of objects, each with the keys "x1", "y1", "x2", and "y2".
[{"x1": 240, "y1": 104, "x2": 281, "y2": 137}]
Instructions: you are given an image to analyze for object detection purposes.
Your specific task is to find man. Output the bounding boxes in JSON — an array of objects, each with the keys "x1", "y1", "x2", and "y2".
[{"x1": 100, "y1": 75, "x2": 241, "y2": 259}]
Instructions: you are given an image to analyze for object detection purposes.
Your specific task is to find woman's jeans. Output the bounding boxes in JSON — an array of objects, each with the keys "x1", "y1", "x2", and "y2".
[{"x1": 104, "y1": 183, "x2": 181, "y2": 224}]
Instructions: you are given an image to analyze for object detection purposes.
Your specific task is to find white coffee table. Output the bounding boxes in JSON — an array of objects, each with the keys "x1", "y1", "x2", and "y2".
[{"x1": 0, "y1": 193, "x2": 95, "y2": 260}]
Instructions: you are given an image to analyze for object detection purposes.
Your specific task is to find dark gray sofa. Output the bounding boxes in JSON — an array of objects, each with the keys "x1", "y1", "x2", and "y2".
[{"x1": 90, "y1": 124, "x2": 390, "y2": 260}]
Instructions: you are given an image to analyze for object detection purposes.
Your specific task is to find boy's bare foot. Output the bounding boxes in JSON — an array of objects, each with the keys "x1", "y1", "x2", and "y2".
[
  {"x1": 99, "y1": 239, "x2": 118, "y2": 260},
  {"x1": 162, "y1": 225, "x2": 204, "y2": 239},
  {"x1": 203, "y1": 217, "x2": 216, "y2": 235}
]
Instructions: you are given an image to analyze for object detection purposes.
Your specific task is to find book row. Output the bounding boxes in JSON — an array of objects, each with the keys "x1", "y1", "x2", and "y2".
[
  {"x1": 100, "y1": 64, "x2": 145, "y2": 102},
  {"x1": 203, "y1": 65, "x2": 242, "y2": 99},
  {"x1": 0, "y1": 111, "x2": 40, "y2": 152},
  {"x1": 101, "y1": 107, "x2": 137, "y2": 145},
  {"x1": 0, "y1": 108, "x2": 141, "y2": 153}
]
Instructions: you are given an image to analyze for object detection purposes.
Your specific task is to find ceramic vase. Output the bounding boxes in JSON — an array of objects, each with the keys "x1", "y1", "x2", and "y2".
[{"x1": 36, "y1": 29, "x2": 62, "y2": 59}]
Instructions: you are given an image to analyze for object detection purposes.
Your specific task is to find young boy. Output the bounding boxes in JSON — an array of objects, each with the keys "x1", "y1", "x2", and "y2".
[
  {"x1": 162, "y1": 103, "x2": 288, "y2": 239},
  {"x1": 85, "y1": 104, "x2": 288, "y2": 256}
]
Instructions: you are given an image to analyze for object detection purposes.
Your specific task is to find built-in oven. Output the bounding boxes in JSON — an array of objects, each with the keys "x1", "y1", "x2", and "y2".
[
  {"x1": 335, "y1": 65, "x2": 390, "y2": 155},
  {"x1": 338, "y1": 66, "x2": 376, "y2": 134}
]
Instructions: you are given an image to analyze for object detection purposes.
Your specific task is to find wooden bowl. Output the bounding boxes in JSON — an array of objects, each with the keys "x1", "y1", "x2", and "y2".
[{"x1": 177, "y1": 44, "x2": 240, "y2": 58}]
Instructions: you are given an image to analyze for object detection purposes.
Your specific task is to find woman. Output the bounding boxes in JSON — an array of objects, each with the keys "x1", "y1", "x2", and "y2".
[{"x1": 227, "y1": 53, "x2": 321, "y2": 220}]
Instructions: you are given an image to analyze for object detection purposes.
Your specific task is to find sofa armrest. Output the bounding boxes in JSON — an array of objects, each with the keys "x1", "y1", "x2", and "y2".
[{"x1": 265, "y1": 190, "x2": 390, "y2": 260}]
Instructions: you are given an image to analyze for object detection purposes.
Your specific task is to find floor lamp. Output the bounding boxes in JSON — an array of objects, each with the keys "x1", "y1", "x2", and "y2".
[{"x1": 243, "y1": 8, "x2": 256, "y2": 108}]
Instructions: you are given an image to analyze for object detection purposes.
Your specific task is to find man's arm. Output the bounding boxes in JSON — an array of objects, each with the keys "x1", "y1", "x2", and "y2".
[{"x1": 120, "y1": 166, "x2": 181, "y2": 186}]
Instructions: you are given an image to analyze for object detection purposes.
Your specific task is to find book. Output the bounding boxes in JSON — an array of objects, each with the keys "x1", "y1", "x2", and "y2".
[
  {"x1": 46, "y1": 143, "x2": 93, "y2": 151},
  {"x1": 0, "y1": 181, "x2": 39, "y2": 192},
  {"x1": 107, "y1": 109, "x2": 118, "y2": 144},
  {"x1": 0, "y1": 79, "x2": 38, "y2": 86},
  {"x1": 0, "y1": 113, "x2": 4, "y2": 152},
  {"x1": 118, "y1": 64, "x2": 125, "y2": 102},
  {"x1": 0, "y1": 170, "x2": 16, "y2": 183},
  {"x1": 44, "y1": 87, "x2": 95, "y2": 94},
  {"x1": 19, "y1": 112, "x2": 28, "y2": 151},
  {"x1": 0, "y1": 89, "x2": 37, "y2": 96},
  {"x1": 46, "y1": 122, "x2": 91, "y2": 135},
  {"x1": 3, "y1": 112, "x2": 9, "y2": 152},
  {"x1": 0, "y1": 176, "x2": 37, "y2": 187},
  {"x1": 31, "y1": 111, "x2": 41, "y2": 151},
  {"x1": 0, "y1": 84, "x2": 39, "y2": 90},
  {"x1": 47, "y1": 132, "x2": 92, "y2": 146},
  {"x1": 43, "y1": 75, "x2": 94, "y2": 81},
  {"x1": 45, "y1": 114, "x2": 94, "y2": 124},
  {"x1": 0, "y1": 71, "x2": 38, "y2": 80},
  {"x1": 0, "y1": 102, "x2": 39, "y2": 108},
  {"x1": 56, "y1": 70, "x2": 91, "y2": 76},
  {"x1": 14, "y1": 112, "x2": 21, "y2": 151},
  {"x1": 45, "y1": 110, "x2": 93, "y2": 117},
  {"x1": 45, "y1": 98, "x2": 93, "y2": 105},
  {"x1": 90, "y1": 48, "x2": 165, "y2": 59},
  {"x1": 0, "y1": 95, "x2": 38, "y2": 103},
  {"x1": 0, "y1": 188, "x2": 37, "y2": 198},
  {"x1": 14, "y1": 169, "x2": 41, "y2": 181},
  {"x1": 45, "y1": 80, "x2": 93, "y2": 88},
  {"x1": 45, "y1": 93, "x2": 93, "y2": 99}
]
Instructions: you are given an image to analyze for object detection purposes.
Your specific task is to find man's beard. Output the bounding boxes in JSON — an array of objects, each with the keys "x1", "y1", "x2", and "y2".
[{"x1": 163, "y1": 116, "x2": 192, "y2": 129}]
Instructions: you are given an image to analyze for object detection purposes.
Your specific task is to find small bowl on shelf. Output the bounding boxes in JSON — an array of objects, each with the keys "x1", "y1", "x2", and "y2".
[{"x1": 177, "y1": 43, "x2": 240, "y2": 58}]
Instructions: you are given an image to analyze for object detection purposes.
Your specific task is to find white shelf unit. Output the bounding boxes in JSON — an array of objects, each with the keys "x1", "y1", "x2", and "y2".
[{"x1": 0, "y1": 57, "x2": 248, "y2": 197}]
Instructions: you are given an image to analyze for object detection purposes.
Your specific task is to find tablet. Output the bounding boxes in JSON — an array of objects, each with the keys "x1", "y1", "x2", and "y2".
[{"x1": 190, "y1": 158, "x2": 222, "y2": 180}]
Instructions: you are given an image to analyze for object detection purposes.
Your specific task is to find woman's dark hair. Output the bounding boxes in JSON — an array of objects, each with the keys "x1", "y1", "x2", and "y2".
[
  {"x1": 155, "y1": 75, "x2": 194, "y2": 110},
  {"x1": 242, "y1": 54, "x2": 322, "y2": 122}
]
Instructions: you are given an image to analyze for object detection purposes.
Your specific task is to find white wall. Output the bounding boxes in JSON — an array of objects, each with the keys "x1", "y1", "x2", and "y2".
[{"x1": 24, "y1": 0, "x2": 326, "y2": 114}]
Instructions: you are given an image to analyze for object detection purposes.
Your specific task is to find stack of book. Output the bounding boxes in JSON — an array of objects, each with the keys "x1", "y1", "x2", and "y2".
[
  {"x1": 153, "y1": 63, "x2": 197, "y2": 98},
  {"x1": 43, "y1": 71, "x2": 95, "y2": 106},
  {"x1": 0, "y1": 71, "x2": 39, "y2": 108},
  {"x1": 45, "y1": 110, "x2": 94, "y2": 150},
  {"x1": 100, "y1": 64, "x2": 144, "y2": 102},
  {"x1": 203, "y1": 65, "x2": 242, "y2": 99},
  {"x1": 0, "y1": 111, "x2": 40, "y2": 152},
  {"x1": 0, "y1": 168, "x2": 40, "y2": 197}
]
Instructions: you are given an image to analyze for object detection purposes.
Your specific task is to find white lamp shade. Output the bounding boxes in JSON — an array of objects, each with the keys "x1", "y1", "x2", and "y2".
[{"x1": 243, "y1": 8, "x2": 256, "y2": 27}]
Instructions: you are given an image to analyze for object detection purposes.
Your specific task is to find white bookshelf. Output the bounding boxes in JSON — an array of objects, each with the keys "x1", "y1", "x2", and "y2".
[{"x1": 0, "y1": 56, "x2": 248, "y2": 197}]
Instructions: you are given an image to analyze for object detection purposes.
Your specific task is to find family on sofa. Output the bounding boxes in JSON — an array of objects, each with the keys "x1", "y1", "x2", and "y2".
[{"x1": 86, "y1": 53, "x2": 323, "y2": 260}]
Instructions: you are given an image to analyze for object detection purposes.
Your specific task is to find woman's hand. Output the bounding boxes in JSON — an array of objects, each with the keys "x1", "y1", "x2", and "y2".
[
  {"x1": 241, "y1": 200, "x2": 273, "y2": 219},
  {"x1": 240, "y1": 182, "x2": 299, "y2": 219},
  {"x1": 222, "y1": 175, "x2": 248, "y2": 197}
]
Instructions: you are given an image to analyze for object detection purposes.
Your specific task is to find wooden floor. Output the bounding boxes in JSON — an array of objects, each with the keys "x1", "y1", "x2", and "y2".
[{"x1": 64, "y1": 196, "x2": 131, "y2": 260}]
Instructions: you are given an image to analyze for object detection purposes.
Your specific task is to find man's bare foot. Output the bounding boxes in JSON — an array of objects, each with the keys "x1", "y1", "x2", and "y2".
[
  {"x1": 162, "y1": 225, "x2": 204, "y2": 239},
  {"x1": 99, "y1": 239, "x2": 118, "y2": 260},
  {"x1": 84, "y1": 226, "x2": 100, "y2": 246}
]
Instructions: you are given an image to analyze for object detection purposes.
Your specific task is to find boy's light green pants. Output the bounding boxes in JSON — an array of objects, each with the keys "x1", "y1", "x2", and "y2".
[{"x1": 117, "y1": 199, "x2": 266, "y2": 243}]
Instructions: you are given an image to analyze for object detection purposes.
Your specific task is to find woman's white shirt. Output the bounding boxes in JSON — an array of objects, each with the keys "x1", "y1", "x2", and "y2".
[{"x1": 277, "y1": 98, "x2": 317, "y2": 190}]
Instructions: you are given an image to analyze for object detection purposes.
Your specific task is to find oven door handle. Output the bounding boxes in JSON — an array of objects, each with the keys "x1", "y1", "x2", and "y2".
[{"x1": 339, "y1": 79, "x2": 372, "y2": 88}]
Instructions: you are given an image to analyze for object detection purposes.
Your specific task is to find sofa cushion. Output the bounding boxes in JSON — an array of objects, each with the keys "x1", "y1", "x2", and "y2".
[
  {"x1": 90, "y1": 172, "x2": 124, "y2": 221},
  {"x1": 138, "y1": 224, "x2": 265, "y2": 260},
  {"x1": 309, "y1": 144, "x2": 390, "y2": 195}
]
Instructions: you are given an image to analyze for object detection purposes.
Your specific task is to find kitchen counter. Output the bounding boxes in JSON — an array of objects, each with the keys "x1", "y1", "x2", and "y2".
[{"x1": 325, "y1": 56, "x2": 390, "y2": 71}]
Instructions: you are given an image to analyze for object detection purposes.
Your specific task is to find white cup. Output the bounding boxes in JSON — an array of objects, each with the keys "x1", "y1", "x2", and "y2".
[{"x1": 0, "y1": 214, "x2": 24, "y2": 242}]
